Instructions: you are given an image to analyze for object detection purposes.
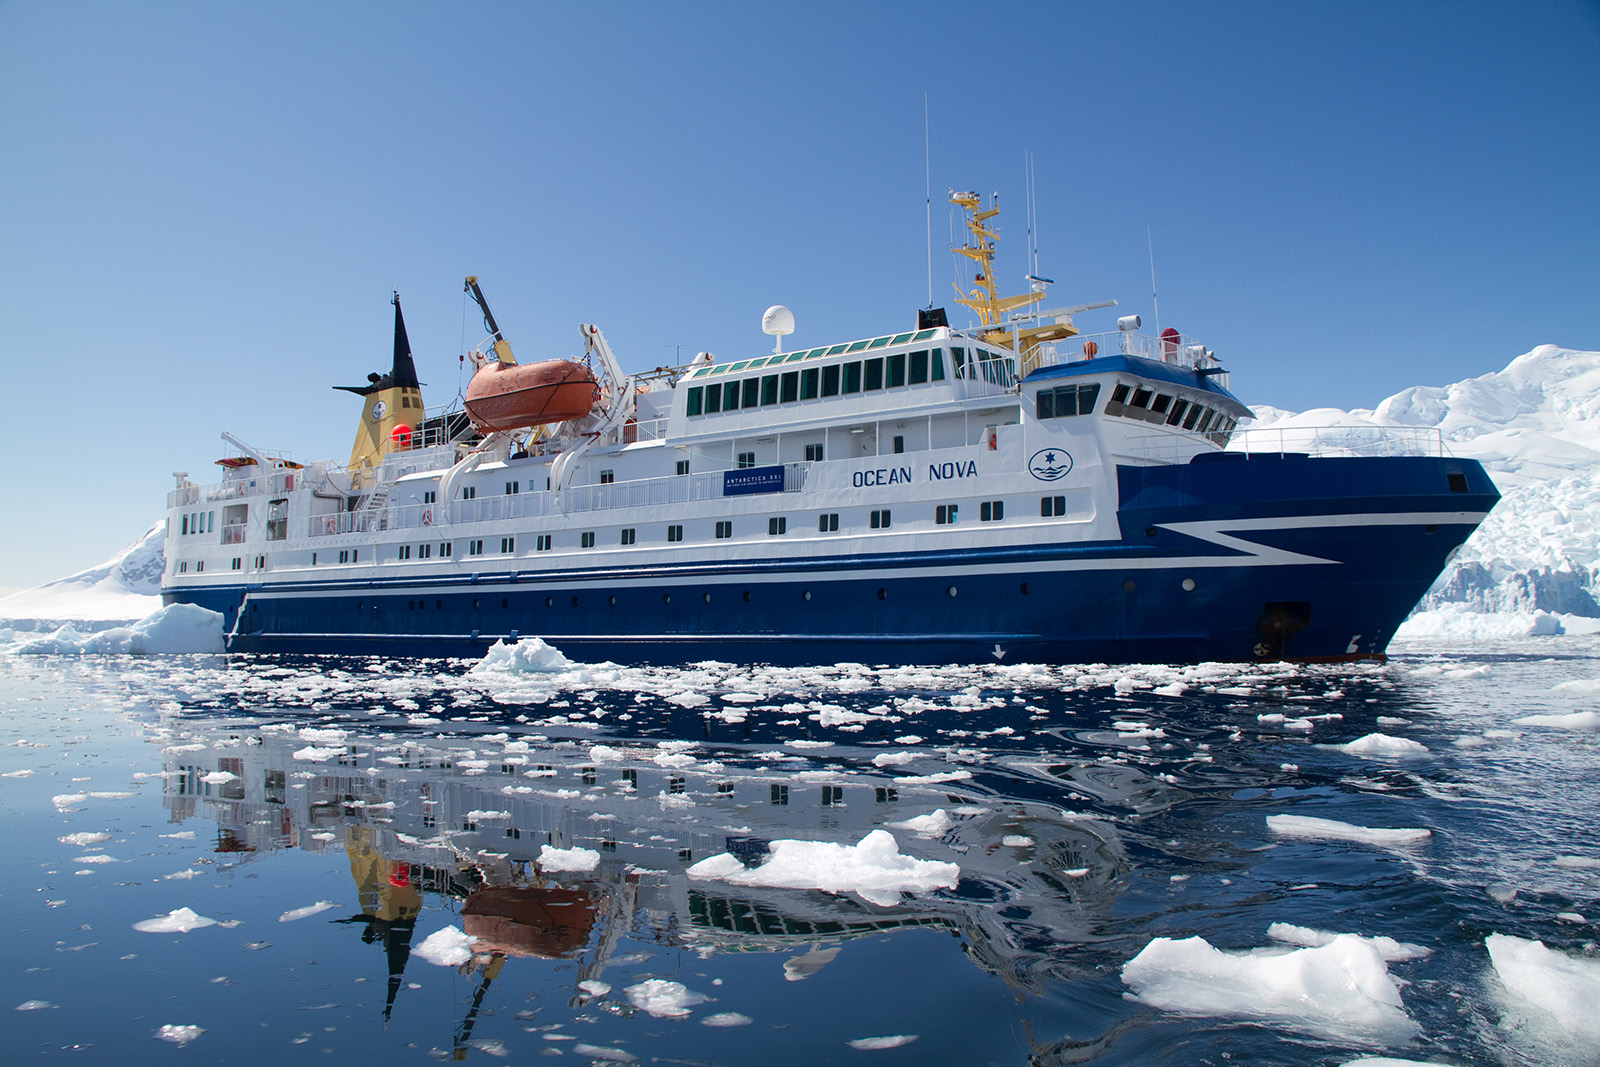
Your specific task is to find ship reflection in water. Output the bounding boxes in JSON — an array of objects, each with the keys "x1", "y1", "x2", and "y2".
[{"x1": 157, "y1": 662, "x2": 1140, "y2": 1058}]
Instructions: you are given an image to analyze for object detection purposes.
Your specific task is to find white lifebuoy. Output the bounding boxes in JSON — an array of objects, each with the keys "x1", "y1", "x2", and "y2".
[
  {"x1": 325, "y1": 518, "x2": 336, "y2": 535},
  {"x1": 422, "y1": 509, "x2": 433, "y2": 526}
]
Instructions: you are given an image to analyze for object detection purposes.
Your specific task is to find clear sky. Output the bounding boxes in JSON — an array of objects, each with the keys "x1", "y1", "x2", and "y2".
[{"x1": 2, "y1": 0, "x2": 1596, "y2": 593}]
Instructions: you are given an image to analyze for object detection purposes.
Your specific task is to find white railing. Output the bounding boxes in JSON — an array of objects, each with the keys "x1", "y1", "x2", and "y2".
[
  {"x1": 1228, "y1": 425, "x2": 1448, "y2": 459},
  {"x1": 1028, "y1": 330, "x2": 1225, "y2": 379},
  {"x1": 307, "y1": 462, "x2": 814, "y2": 537}
]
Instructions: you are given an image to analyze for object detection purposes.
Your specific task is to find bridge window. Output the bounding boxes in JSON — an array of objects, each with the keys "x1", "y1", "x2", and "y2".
[
  {"x1": 761, "y1": 374, "x2": 779, "y2": 405},
  {"x1": 843, "y1": 362, "x2": 862, "y2": 394},
  {"x1": 886, "y1": 352, "x2": 906, "y2": 387},
  {"x1": 781, "y1": 371, "x2": 799, "y2": 402},
  {"x1": 864, "y1": 357, "x2": 884, "y2": 391},
  {"x1": 822, "y1": 364, "x2": 840, "y2": 397},
  {"x1": 1036, "y1": 383, "x2": 1102, "y2": 419},
  {"x1": 1166, "y1": 398, "x2": 1190, "y2": 426},
  {"x1": 686, "y1": 386, "x2": 704, "y2": 415},
  {"x1": 800, "y1": 367, "x2": 819, "y2": 399}
]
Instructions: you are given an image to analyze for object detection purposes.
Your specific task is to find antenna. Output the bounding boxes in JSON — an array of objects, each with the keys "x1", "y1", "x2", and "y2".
[
  {"x1": 1147, "y1": 226, "x2": 1160, "y2": 339},
  {"x1": 924, "y1": 91, "x2": 933, "y2": 309},
  {"x1": 762, "y1": 305, "x2": 795, "y2": 355}
]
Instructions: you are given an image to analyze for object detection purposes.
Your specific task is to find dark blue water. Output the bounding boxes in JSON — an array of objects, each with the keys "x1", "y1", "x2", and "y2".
[{"x1": 3, "y1": 639, "x2": 1597, "y2": 1064}]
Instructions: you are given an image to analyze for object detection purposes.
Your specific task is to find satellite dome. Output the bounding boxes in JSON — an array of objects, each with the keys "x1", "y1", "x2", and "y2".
[{"x1": 762, "y1": 305, "x2": 795, "y2": 336}]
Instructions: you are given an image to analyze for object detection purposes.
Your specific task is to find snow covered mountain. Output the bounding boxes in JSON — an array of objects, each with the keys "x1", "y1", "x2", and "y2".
[
  {"x1": 0, "y1": 522, "x2": 164, "y2": 630},
  {"x1": 1244, "y1": 345, "x2": 1600, "y2": 636}
]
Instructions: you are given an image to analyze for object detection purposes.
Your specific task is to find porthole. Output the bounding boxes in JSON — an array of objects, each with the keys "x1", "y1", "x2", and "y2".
[
  {"x1": 877, "y1": 588, "x2": 887, "y2": 600},
  {"x1": 1182, "y1": 578, "x2": 1196, "y2": 592},
  {"x1": 472, "y1": 598, "x2": 479, "y2": 609},
  {"x1": 703, "y1": 592, "x2": 712, "y2": 603},
  {"x1": 802, "y1": 590, "x2": 812, "y2": 601},
  {"x1": 501, "y1": 598, "x2": 509, "y2": 609},
  {"x1": 408, "y1": 600, "x2": 415, "y2": 610},
  {"x1": 356, "y1": 601, "x2": 363, "y2": 611},
  {"x1": 1020, "y1": 582, "x2": 1031, "y2": 596},
  {"x1": 742, "y1": 590, "x2": 752, "y2": 603},
  {"x1": 663, "y1": 593, "x2": 672, "y2": 605},
  {"x1": 571, "y1": 596, "x2": 580, "y2": 608},
  {"x1": 609, "y1": 595, "x2": 616, "y2": 606},
  {"x1": 1145, "y1": 526, "x2": 1158, "y2": 537},
  {"x1": 947, "y1": 585, "x2": 958, "y2": 597},
  {"x1": 546, "y1": 596, "x2": 554, "y2": 608},
  {"x1": 435, "y1": 600, "x2": 442, "y2": 611},
  {"x1": 1122, "y1": 580, "x2": 1136, "y2": 594}
]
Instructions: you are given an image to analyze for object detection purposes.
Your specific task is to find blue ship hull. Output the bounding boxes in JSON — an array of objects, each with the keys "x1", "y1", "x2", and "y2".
[{"x1": 169, "y1": 453, "x2": 1497, "y2": 665}]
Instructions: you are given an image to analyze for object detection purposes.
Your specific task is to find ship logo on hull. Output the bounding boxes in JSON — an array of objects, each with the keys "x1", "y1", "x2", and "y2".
[{"x1": 1029, "y1": 448, "x2": 1073, "y2": 481}]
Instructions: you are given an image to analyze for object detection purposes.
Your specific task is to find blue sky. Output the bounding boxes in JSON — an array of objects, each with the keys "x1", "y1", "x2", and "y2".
[{"x1": 2, "y1": 0, "x2": 1596, "y2": 592}]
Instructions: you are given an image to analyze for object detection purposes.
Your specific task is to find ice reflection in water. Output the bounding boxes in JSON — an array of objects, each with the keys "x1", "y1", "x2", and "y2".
[{"x1": 1, "y1": 639, "x2": 1597, "y2": 1065}]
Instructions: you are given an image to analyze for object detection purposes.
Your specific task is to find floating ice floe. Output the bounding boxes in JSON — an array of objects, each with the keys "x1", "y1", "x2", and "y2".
[
  {"x1": 700, "y1": 1011, "x2": 753, "y2": 1027},
  {"x1": 156, "y1": 1024, "x2": 205, "y2": 1045},
  {"x1": 59, "y1": 832, "x2": 111, "y2": 847},
  {"x1": 624, "y1": 979, "x2": 707, "y2": 1018},
  {"x1": 1267, "y1": 923, "x2": 1431, "y2": 961},
  {"x1": 576, "y1": 979, "x2": 611, "y2": 997},
  {"x1": 539, "y1": 844, "x2": 600, "y2": 872},
  {"x1": 571, "y1": 1043, "x2": 637, "y2": 1062},
  {"x1": 889, "y1": 809, "x2": 954, "y2": 837},
  {"x1": 1121, "y1": 933, "x2": 1417, "y2": 1044},
  {"x1": 278, "y1": 901, "x2": 337, "y2": 922},
  {"x1": 847, "y1": 1034, "x2": 919, "y2": 1050},
  {"x1": 13, "y1": 603, "x2": 224, "y2": 655},
  {"x1": 15, "y1": 1000, "x2": 56, "y2": 1011},
  {"x1": 687, "y1": 829, "x2": 958, "y2": 907},
  {"x1": 1512, "y1": 710, "x2": 1600, "y2": 729},
  {"x1": 469, "y1": 637, "x2": 574, "y2": 674},
  {"x1": 1336, "y1": 733, "x2": 1430, "y2": 757},
  {"x1": 1485, "y1": 933, "x2": 1600, "y2": 1046},
  {"x1": 133, "y1": 907, "x2": 218, "y2": 933},
  {"x1": 1266, "y1": 815, "x2": 1431, "y2": 849},
  {"x1": 414, "y1": 925, "x2": 476, "y2": 966}
]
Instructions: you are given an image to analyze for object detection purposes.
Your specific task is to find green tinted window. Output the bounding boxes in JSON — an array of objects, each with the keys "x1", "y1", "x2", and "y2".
[
  {"x1": 886, "y1": 352, "x2": 906, "y2": 387},
  {"x1": 864, "y1": 357, "x2": 884, "y2": 390},
  {"x1": 800, "y1": 367, "x2": 819, "y2": 399},
  {"x1": 843, "y1": 362, "x2": 862, "y2": 394},
  {"x1": 686, "y1": 386, "x2": 704, "y2": 416},
  {"x1": 822, "y1": 364, "x2": 840, "y2": 396}
]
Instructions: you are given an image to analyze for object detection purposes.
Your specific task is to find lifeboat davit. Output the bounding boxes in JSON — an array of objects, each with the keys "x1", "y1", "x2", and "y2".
[{"x1": 463, "y1": 359, "x2": 599, "y2": 432}]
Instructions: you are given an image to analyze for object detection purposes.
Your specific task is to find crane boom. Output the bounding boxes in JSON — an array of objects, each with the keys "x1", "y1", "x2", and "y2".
[{"x1": 463, "y1": 275, "x2": 517, "y2": 366}]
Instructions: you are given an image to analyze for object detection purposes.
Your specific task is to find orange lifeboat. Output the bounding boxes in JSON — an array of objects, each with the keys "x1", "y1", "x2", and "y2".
[{"x1": 463, "y1": 359, "x2": 599, "y2": 432}]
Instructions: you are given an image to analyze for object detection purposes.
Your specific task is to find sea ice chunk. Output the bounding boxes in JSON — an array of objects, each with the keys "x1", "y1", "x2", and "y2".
[
  {"x1": 539, "y1": 844, "x2": 600, "y2": 872},
  {"x1": 278, "y1": 901, "x2": 337, "y2": 922},
  {"x1": 624, "y1": 979, "x2": 706, "y2": 1018},
  {"x1": 1266, "y1": 815, "x2": 1431, "y2": 848},
  {"x1": 686, "y1": 829, "x2": 958, "y2": 907},
  {"x1": 132, "y1": 907, "x2": 218, "y2": 933},
  {"x1": 1485, "y1": 933, "x2": 1600, "y2": 1045},
  {"x1": 156, "y1": 1024, "x2": 205, "y2": 1045},
  {"x1": 1121, "y1": 934, "x2": 1417, "y2": 1044},
  {"x1": 847, "y1": 1034, "x2": 919, "y2": 1049},
  {"x1": 469, "y1": 637, "x2": 574, "y2": 673},
  {"x1": 1337, "y1": 733, "x2": 1430, "y2": 757},
  {"x1": 414, "y1": 925, "x2": 475, "y2": 966}
]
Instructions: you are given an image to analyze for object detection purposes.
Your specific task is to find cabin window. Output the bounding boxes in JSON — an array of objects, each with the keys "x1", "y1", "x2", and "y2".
[
  {"x1": 781, "y1": 371, "x2": 799, "y2": 403},
  {"x1": 181, "y1": 515, "x2": 188, "y2": 535},
  {"x1": 703, "y1": 386, "x2": 721, "y2": 414},
  {"x1": 620, "y1": 528, "x2": 636, "y2": 545},
  {"x1": 676, "y1": 459, "x2": 690, "y2": 475},
  {"x1": 505, "y1": 481, "x2": 519, "y2": 494},
  {"x1": 936, "y1": 504, "x2": 959, "y2": 525},
  {"x1": 818, "y1": 513, "x2": 838, "y2": 532},
  {"x1": 768, "y1": 517, "x2": 786, "y2": 535},
  {"x1": 951, "y1": 347, "x2": 967, "y2": 378},
  {"x1": 1195, "y1": 408, "x2": 1215, "y2": 432},
  {"x1": 423, "y1": 491, "x2": 436, "y2": 503},
  {"x1": 740, "y1": 378, "x2": 758, "y2": 408},
  {"x1": 771, "y1": 784, "x2": 789, "y2": 805},
  {"x1": 1166, "y1": 398, "x2": 1190, "y2": 426},
  {"x1": 1036, "y1": 383, "x2": 1101, "y2": 419},
  {"x1": 462, "y1": 486, "x2": 475, "y2": 499},
  {"x1": 441, "y1": 542, "x2": 452, "y2": 557},
  {"x1": 886, "y1": 352, "x2": 906, "y2": 388},
  {"x1": 500, "y1": 536, "x2": 515, "y2": 553},
  {"x1": 910, "y1": 350, "x2": 929, "y2": 384},
  {"x1": 266, "y1": 499, "x2": 288, "y2": 541},
  {"x1": 195, "y1": 560, "x2": 204, "y2": 572},
  {"x1": 800, "y1": 367, "x2": 820, "y2": 400},
  {"x1": 715, "y1": 521, "x2": 732, "y2": 539},
  {"x1": 686, "y1": 386, "x2": 704, "y2": 416},
  {"x1": 864, "y1": 357, "x2": 884, "y2": 391},
  {"x1": 1042, "y1": 495, "x2": 1066, "y2": 517},
  {"x1": 821, "y1": 785, "x2": 844, "y2": 806},
  {"x1": 419, "y1": 544, "x2": 432, "y2": 559},
  {"x1": 738, "y1": 452, "x2": 756, "y2": 469},
  {"x1": 870, "y1": 509, "x2": 891, "y2": 529},
  {"x1": 398, "y1": 545, "x2": 411, "y2": 560},
  {"x1": 930, "y1": 349, "x2": 946, "y2": 381},
  {"x1": 179, "y1": 561, "x2": 187, "y2": 573},
  {"x1": 761, "y1": 374, "x2": 779, "y2": 405},
  {"x1": 805, "y1": 443, "x2": 824, "y2": 461},
  {"x1": 234, "y1": 557, "x2": 244, "y2": 569},
  {"x1": 980, "y1": 501, "x2": 1004, "y2": 522},
  {"x1": 536, "y1": 535, "x2": 551, "y2": 551},
  {"x1": 723, "y1": 381, "x2": 741, "y2": 410},
  {"x1": 581, "y1": 531, "x2": 596, "y2": 548},
  {"x1": 1130, "y1": 388, "x2": 1153, "y2": 409},
  {"x1": 666, "y1": 524, "x2": 684, "y2": 542},
  {"x1": 843, "y1": 362, "x2": 862, "y2": 394},
  {"x1": 1151, "y1": 394, "x2": 1173, "y2": 414},
  {"x1": 599, "y1": 469, "x2": 614, "y2": 484},
  {"x1": 1182, "y1": 404, "x2": 1203, "y2": 430},
  {"x1": 822, "y1": 364, "x2": 841, "y2": 397},
  {"x1": 893, "y1": 435, "x2": 904, "y2": 454},
  {"x1": 469, "y1": 539, "x2": 483, "y2": 555}
]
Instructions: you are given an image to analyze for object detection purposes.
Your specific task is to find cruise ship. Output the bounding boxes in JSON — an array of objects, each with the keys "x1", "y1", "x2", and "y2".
[{"x1": 161, "y1": 192, "x2": 1498, "y2": 663}]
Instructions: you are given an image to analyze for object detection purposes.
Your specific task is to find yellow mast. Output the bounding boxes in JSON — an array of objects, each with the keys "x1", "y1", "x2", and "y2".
[{"x1": 949, "y1": 190, "x2": 1079, "y2": 359}]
